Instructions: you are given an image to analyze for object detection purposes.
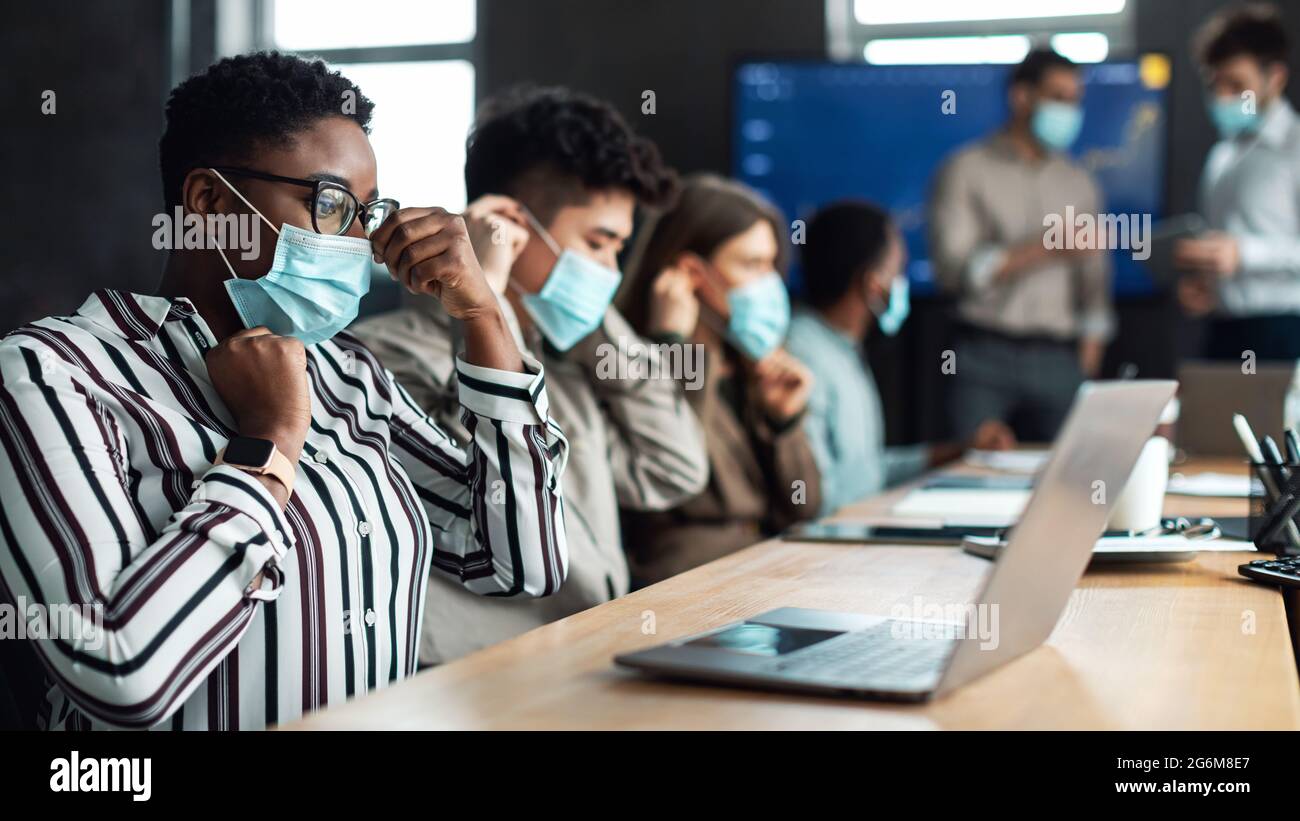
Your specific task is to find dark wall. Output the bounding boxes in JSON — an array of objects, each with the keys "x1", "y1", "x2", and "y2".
[
  {"x1": 1, "y1": 1, "x2": 171, "y2": 334},
  {"x1": 476, "y1": 0, "x2": 826, "y2": 175}
]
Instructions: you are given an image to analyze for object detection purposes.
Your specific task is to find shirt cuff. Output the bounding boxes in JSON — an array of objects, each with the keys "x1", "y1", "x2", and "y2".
[
  {"x1": 192, "y1": 464, "x2": 296, "y2": 600},
  {"x1": 965, "y1": 245, "x2": 1007, "y2": 291},
  {"x1": 884, "y1": 444, "x2": 930, "y2": 487},
  {"x1": 1236, "y1": 233, "x2": 1274, "y2": 276},
  {"x1": 1077, "y1": 308, "x2": 1115, "y2": 341},
  {"x1": 455, "y1": 353, "x2": 550, "y2": 425}
]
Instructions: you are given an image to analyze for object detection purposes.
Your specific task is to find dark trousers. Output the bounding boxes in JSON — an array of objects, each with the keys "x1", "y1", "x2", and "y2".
[
  {"x1": 948, "y1": 325, "x2": 1083, "y2": 443},
  {"x1": 1206, "y1": 315, "x2": 1300, "y2": 362}
]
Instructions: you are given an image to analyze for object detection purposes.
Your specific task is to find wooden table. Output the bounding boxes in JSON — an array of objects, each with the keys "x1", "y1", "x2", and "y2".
[{"x1": 284, "y1": 458, "x2": 1300, "y2": 730}]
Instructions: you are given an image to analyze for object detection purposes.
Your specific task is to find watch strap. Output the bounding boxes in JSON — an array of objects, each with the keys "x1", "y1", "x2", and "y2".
[{"x1": 216, "y1": 442, "x2": 296, "y2": 497}]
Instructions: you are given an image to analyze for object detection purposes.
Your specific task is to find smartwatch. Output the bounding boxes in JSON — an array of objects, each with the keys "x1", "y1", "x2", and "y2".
[{"x1": 216, "y1": 436, "x2": 295, "y2": 496}]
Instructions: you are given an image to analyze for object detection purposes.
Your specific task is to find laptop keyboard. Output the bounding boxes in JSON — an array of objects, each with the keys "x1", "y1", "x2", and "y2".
[{"x1": 773, "y1": 622, "x2": 956, "y2": 686}]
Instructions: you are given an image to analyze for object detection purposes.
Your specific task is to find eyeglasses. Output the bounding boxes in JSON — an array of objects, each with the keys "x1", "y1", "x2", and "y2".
[{"x1": 209, "y1": 166, "x2": 399, "y2": 237}]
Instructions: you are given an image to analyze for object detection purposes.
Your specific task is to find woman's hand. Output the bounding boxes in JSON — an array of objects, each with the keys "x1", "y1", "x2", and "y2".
[
  {"x1": 753, "y1": 348, "x2": 813, "y2": 424},
  {"x1": 371, "y1": 206, "x2": 498, "y2": 321}
]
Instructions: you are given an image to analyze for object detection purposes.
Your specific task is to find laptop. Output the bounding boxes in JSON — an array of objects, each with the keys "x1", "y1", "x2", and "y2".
[
  {"x1": 615, "y1": 380, "x2": 1178, "y2": 701},
  {"x1": 1177, "y1": 359, "x2": 1298, "y2": 457}
]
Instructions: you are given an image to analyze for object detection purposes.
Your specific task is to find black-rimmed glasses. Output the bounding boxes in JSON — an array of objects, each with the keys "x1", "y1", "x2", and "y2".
[{"x1": 210, "y1": 166, "x2": 399, "y2": 236}]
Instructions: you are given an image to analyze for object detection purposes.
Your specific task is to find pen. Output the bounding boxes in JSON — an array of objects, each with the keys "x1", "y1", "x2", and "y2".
[
  {"x1": 1260, "y1": 491, "x2": 1300, "y2": 547},
  {"x1": 1262, "y1": 435, "x2": 1290, "y2": 485},
  {"x1": 1234, "y1": 414, "x2": 1300, "y2": 549},
  {"x1": 1285, "y1": 428, "x2": 1300, "y2": 465},
  {"x1": 1233, "y1": 414, "x2": 1268, "y2": 480}
]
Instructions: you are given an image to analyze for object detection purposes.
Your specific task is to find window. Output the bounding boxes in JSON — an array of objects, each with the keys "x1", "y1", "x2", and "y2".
[
  {"x1": 827, "y1": 0, "x2": 1131, "y2": 65},
  {"x1": 263, "y1": 0, "x2": 478, "y2": 209}
]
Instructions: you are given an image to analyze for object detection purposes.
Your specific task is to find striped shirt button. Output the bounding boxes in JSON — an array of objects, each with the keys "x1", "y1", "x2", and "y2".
[
  {"x1": 313, "y1": 450, "x2": 329, "y2": 464},
  {"x1": 364, "y1": 608, "x2": 377, "y2": 627},
  {"x1": 357, "y1": 520, "x2": 372, "y2": 537}
]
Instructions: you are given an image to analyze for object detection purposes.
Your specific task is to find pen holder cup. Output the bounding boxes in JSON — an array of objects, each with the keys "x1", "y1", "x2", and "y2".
[{"x1": 1248, "y1": 461, "x2": 1300, "y2": 556}]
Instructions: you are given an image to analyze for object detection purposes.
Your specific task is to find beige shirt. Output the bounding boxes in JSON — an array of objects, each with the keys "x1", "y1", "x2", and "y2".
[
  {"x1": 351, "y1": 295, "x2": 709, "y2": 664},
  {"x1": 928, "y1": 132, "x2": 1114, "y2": 340}
]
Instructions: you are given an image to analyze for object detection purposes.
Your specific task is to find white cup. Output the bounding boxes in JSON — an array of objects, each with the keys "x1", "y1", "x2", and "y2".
[{"x1": 1109, "y1": 436, "x2": 1170, "y2": 533}]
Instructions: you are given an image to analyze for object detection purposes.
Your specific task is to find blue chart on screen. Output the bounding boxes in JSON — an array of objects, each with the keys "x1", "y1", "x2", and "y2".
[{"x1": 732, "y1": 60, "x2": 1168, "y2": 297}]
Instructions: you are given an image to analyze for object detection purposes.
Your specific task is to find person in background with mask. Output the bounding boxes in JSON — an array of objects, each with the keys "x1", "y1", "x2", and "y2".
[
  {"x1": 618, "y1": 175, "x2": 820, "y2": 585},
  {"x1": 929, "y1": 48, "x2": 1113, "y2": 442},
  {"x1": 0, "y1": 53, "x2": 568, "y2": 730},
  {"x1": 1175, "y1": 4, "x2": 1300, "y2": 360},
  {"x1": 786, "y1": 201, "x2": 1016, "y2": 517},
  {"x1": 352, "y1": 86, "x2": 708, "y2": 664}
]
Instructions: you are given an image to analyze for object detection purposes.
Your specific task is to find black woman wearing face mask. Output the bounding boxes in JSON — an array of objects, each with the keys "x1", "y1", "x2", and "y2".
[
  {"x1": 618, "y1": 174, "x2": 822, "y2": 586},
  {"x1": 0, "y1": 53, "x2": 568, "y2": 730}
]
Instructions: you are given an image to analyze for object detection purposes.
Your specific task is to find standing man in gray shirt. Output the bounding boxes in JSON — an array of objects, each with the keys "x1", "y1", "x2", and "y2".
[
  {"x1": 929, "y1": 49, "x2": 1113, "y2": 442},
  {"x1": 1176, "y1": 4, "x2": 1300, "y2": 361}
]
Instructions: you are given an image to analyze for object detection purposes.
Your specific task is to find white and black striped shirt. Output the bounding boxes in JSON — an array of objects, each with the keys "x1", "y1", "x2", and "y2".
[{"x1": 0, "y1": 290, "x2": 568, "y2": 730}]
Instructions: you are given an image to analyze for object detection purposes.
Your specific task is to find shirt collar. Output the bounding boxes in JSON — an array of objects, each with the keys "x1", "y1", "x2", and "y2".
[
  {"x1": 794, "y1": 307, "x2": 861, "y2": 353},
  {"x1": 78, "y1": 289, "x2": 199, "y2": 341},
  {"x1": 1255, "y1": 97, "x2": 1296, "y2": 149},
  {"x1": 987, "y1": 129, "x2": 1065, "y2": 166}
]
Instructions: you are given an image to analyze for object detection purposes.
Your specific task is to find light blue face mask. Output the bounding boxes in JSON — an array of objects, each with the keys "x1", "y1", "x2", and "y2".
[
  {"x1": 515, "y1": 208, "x2": 622, "y2": 351},
  {"x1": 870, "y1": 274, "x2": 910, "y2": 337},
  {"x1": 725, "y1": 271, "x2": 790, "y2": 360},
  {"x1": 1208, "y1": 95, "x2": 1260, "y2": 139},
  {"x1": 1031, "y1": 101, "x2": 1084, "y2": 151},
  {"x1": 209, "y1": 168, "x2": 371, "y2": 346}
]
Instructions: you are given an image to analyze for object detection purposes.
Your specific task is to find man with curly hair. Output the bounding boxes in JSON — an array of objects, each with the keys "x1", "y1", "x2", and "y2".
[
  {"x1": 353, "y1": 86, "x2": 710, "y2": 664},
  {"x1": 0, "y1": 53, "x2": 570, "y2": 729}
]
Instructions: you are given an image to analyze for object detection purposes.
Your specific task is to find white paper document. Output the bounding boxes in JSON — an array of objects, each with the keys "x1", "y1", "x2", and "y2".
[
  {"x1": 963, "y1": 449, "x2": 1052, "y2": 475},
  {"x1": 891, "y1": 488, "x2": 1031, "y2": 525},
  {"x1": 1165, "y1": 472, "x2": 1257, "y2": 498},
  {"x1": 963, "y1": 533, "x2": 1253, "y2": 554}
]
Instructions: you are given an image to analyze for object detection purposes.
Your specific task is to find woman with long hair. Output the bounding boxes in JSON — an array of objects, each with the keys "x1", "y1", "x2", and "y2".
[{"x1": 618, "y1": 174, "x2": 822, "y2": 585}]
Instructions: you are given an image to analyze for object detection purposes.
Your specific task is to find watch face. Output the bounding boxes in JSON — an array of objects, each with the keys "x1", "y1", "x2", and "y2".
[{"x1": 223, "y1": 437, "x2": 275, "y2": 469}]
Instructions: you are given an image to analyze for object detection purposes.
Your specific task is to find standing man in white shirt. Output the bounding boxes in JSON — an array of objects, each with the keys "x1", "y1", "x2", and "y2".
[{"x1": 1176, "y1": 3, "x2": 1300, "y2": 360}]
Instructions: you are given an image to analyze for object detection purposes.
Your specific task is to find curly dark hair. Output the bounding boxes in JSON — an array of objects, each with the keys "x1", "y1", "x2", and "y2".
[
  {"x1": 465, "y1": 85, "x2": 678, "y2": 220},
  {"x1": 800, "y1": 200, "x2": 892, "y2": 311},
  {"x1": 1194, "y1": 3, "x2": 1288, "y2": 68},
  {"x1": 158, "y1": 51, "x2": 374, "y2": 209},
  {"x1": 1008, "y1": 48, "x2": 1076, "y2": 89}
]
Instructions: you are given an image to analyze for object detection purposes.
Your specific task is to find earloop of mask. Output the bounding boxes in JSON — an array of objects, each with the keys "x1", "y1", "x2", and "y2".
[
  {"x1": 207, "y1": 167, "x2": 278, "y2": 282},
  {"x1": 209, "y1": 167, "x2": 280, "y2": 236},
  {"x1": 519, "y1": 204, "x2": 563, "y2": 259}
]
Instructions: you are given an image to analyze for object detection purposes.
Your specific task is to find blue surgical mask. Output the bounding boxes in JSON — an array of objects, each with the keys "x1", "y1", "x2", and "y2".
[
  {"x1": 725, "y1": 272, "x2": 790, "y2": 360},
  {"x1": 870, "y1": 274, "x2": 910, "y2": 337},
  {"x1": 209, "y1": 168, "x2": 371, "y2": 346},
  {"x1": 1208, "y1": 96, "x2": 1260, "y2": 139},
  {"x1": 515, "y1": 208, "x2": 622, "y2": 351},
  {"x1": 1031, "y1": 101, "x2": 1084, "y2": 151}
]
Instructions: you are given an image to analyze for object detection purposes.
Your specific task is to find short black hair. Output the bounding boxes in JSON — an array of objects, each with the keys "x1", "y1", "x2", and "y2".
[
  {"x1": 158, "y1": 51, "x2": 373, "y2": 209},
  {"x1": 464, "y1": 85, "x2": 678, "y2": 221},
  {"x1": 1194, "y1": 3, "x2": 1289, "y2": 68},
  {"x1": 800, "y1": 200, "x2": 893, "y2": 310},
  {"x1": 1009, "y1": 48, "x2": 1077, "y2": 89}
]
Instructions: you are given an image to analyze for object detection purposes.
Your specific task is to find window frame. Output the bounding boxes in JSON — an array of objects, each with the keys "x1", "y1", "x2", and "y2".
[{"x1": 825, "y1": 0, "x2": 1135, "y2": 63}]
